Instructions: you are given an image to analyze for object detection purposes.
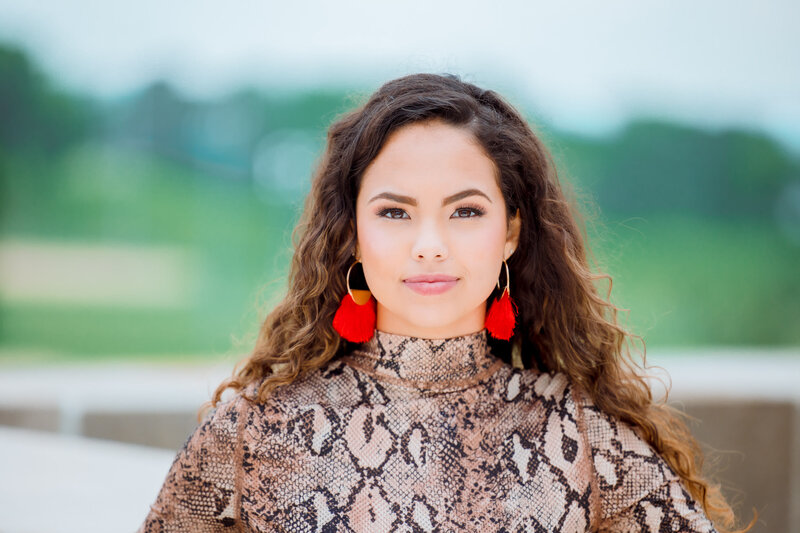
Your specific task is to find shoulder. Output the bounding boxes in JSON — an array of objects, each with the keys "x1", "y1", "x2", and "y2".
[
  {"x1": 565, "y1": 380, "x2": 693, "y2": 523},
  {"x1": 197, "y1": 392, "x2": 244, "y2": 444},
  {"x1": 241, "y1": 358, "x2": 365, "y2": 414},
  {"x1": 508, "y1": 370, "x2": 681, "y2": 514},
  {"x1": 487, "y1": 367, "x2": 584, "y2": 454},
  {"x1": 500, "y1": 365, "x2": 570, "y2": 401},
  {"x1": 140, "y1": 390, "x2": 244, "y2": 529},
  {"x1": 571, "y1": 386, "x2": 673, "y2": 485},
  {"x1": 519, "y1": 370, "x2": 663, "y2": 466},
  {"x1": 163, "y1": 392, "x2": 243, "y2": 472},
  {"x1": 235, "y1": 362, "x2": 365, "y2": 457},
  {"x1": 500, "y1": 366, "x2": 577, "y2": 421}
]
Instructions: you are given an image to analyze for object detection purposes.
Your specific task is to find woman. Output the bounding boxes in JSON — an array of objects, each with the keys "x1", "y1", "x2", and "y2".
[{"x1": 139, "y1": 73, "x2": 748, "y2": 532}]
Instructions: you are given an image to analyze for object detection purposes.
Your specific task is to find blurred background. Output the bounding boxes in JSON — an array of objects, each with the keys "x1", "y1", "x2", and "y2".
[{"x1": 0, "y1": 1, "x2": 797, "y2": 532}]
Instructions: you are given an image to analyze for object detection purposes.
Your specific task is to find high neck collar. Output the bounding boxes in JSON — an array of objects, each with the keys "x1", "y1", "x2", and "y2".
[{"x1": 341, "y1": 328, "x2": 503, "y2": 392}]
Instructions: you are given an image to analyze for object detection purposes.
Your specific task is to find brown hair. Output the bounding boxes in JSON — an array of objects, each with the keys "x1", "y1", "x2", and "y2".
[{"x1": 202, "y1": 73, "x2": 749, "y2": 531}]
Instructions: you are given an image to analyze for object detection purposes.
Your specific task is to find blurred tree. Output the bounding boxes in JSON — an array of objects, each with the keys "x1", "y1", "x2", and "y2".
[
  {"x1": 0, "y1": 43, "x2": 96, "y2": 154},
  {"x1": 558, "y1": 119, "x2": 797, "y2": 220}
]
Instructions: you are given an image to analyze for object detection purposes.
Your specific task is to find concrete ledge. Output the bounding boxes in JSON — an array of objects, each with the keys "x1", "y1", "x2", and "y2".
[
  {"x1": 0, "y1": 359, "x2": 231, "y2": 450},
  {"x1": 679, "y1": 400, "x2": 796, "y2": 533},
  {"x1": 82, "y1": 410, "x2": 201, "y2": 450},
  {"x1": 0, "y1": 404, "x2": 60, "y2": 432}
]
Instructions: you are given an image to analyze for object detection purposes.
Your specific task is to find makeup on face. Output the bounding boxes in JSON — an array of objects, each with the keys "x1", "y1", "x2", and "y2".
[
  {"x1": 355, "y1": 120, "x2": 519, "y2": 338},
  {"x1": 402, "y1": 274, "x2": 459, "y2": 295}
]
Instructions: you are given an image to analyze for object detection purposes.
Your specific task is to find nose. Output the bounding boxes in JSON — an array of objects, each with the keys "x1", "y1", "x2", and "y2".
[{"x1": 411, "y1": 220, "x2": 448, "y2": 261}]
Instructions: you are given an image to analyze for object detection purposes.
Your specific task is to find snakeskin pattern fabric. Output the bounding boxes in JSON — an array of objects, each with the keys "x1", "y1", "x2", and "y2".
[{"x1": 139, "y1": 329, "x2": 717, "y2": 532}]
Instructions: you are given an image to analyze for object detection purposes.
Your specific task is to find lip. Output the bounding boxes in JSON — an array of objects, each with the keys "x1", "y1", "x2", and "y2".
[{"x1": 403, "y1": 274, "x2": 459, "y2": 295}]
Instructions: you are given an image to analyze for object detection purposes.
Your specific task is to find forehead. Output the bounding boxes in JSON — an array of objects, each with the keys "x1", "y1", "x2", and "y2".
[{"x1": 358, "y1": 120, "x2": 501, "y2": 200}]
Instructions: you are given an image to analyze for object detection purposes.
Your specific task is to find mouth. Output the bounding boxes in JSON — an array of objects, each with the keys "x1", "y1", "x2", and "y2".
[{"x1": 402, "y1": 275, "x2": 459, "y2": 295}]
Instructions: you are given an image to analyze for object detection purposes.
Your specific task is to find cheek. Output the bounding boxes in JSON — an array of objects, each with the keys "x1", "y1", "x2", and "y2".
[
  {"x1": 452, "y1": 220, "x2": 508, "y2": 262},
  {"x1": 358, "y1": 221, "x2": 395, "y2": 256},
  {"x1": 356, "y1": 218, "x2": 403, "y2": 291},
  {"x1": 456, "y1": 221, "x2": 508, "y2": 296}
]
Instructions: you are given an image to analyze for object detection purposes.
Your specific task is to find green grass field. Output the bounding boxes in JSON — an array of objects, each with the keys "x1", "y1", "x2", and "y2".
[
  {"x1": 1, "y1": 143, "x2": 798, "y2": 363},
  {"x1": 588, "y1": 214, "x2": 800, "y2": 347}
]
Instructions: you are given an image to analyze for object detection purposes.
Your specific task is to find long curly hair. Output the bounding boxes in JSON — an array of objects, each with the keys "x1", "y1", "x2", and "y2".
[{"x1": 202, "y1": 73, "x2": 750, "y2": 532}]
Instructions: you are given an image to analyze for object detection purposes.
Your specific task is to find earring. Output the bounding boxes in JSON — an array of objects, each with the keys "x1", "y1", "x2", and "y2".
[
  {"x1": 485, "y1": 259, "x2": 517, "y2": 340},
  {"x1": 332, "y1": 260, "x2": 376, "y2": 343}
]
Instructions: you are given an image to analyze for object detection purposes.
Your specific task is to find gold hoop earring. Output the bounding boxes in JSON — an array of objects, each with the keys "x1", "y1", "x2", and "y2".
[
  {"x1": 496, "y1": 258, "x2": 511, "y2": 291},
  {"x1": 333, "y1": 260, "x2": 376, "y2": 342},
  {"x1": 346, "y1": 260, "x2": 372, "y2": 305}
]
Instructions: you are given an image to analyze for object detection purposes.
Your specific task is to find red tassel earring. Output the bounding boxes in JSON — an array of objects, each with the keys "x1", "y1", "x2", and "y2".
[
  {"x1": 485, "y1": 259, "x2": 517, "y2": 340},
  {"x1": 333, "y1": 259, "x2": 376, "y2": 343}
]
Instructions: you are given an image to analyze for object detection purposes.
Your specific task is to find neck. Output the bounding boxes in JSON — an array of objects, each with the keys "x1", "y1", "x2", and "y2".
[{"x1": 342, "y1": 328, "x2": 502, "y2": 392}]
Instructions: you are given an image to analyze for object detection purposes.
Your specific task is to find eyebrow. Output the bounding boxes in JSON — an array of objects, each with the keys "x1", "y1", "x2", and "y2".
[{"x1": 367, "y1": 188, "x2": 492, "y2": 207}]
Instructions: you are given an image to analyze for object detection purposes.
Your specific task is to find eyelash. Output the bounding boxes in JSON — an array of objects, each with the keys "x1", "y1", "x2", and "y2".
[{"x1": 376, "y1": 204, "x2": 486, "y2": 219}]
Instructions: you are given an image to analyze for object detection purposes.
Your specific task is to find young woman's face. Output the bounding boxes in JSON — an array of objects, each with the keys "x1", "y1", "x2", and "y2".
[{"x1": 355, "y1": 119, "x2": 521, "y2": 339}]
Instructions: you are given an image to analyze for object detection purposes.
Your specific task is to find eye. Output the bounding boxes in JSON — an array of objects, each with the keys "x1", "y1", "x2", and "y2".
[
  {"x1": 451, "y1": 205, "x2": 485, "y2": 218},
  {"x1": 377, "y1": 207, "x2": 409, "y2": 219}
]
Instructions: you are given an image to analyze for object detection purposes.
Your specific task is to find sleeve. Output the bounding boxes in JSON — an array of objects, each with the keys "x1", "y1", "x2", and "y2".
[
  {"x1": 137, "y1": 396, "x2": 243, "y2": 533},
  {"x1": 577, "y1": 395, "x2": 718, "y2": 533},
  {"x1": 599, "y1": 477, "x2": 717, "y2": 532}
]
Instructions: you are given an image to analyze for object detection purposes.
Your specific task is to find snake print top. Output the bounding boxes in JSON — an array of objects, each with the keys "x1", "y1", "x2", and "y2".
[{"x1": 139, "y1": 328, "x2": 717, "y2": 532}]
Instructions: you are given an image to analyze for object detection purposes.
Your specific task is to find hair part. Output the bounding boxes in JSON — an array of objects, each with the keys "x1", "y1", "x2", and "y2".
[{"x1": 202, "y1": 72, "x2": 751, "y2": 532}]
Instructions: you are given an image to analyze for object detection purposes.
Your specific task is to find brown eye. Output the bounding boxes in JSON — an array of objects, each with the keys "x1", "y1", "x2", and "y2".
[
  {"x1": 452, "y1": 206, "x2": 484, "y2": 218},
  {"x1": 378, "y1": 208, "x2": 408, "y2": 219}
]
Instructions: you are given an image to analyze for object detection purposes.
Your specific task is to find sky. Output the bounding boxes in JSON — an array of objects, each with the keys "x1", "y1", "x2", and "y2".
[{"x1": 0, "y1": 0, "x2": 798, "y2": 149}]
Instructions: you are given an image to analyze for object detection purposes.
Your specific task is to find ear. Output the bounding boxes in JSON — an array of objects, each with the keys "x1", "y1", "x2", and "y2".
[{"x1": 505, "y1": 209, "x2": 521, "y2": 260}]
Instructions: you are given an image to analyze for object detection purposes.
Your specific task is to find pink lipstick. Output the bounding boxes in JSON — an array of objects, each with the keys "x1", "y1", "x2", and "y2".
[{"x1": 403, "y1": 274, "x2": 459, "y2": 295}]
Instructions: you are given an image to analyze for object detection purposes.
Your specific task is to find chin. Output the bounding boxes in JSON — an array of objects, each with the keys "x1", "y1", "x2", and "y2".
[
  {"x1": 399, "y1": 306, "x2": 464, "y2": 331},
  {"x1": 379, "y1": 296, "x2": 480, "y2": 331}
]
